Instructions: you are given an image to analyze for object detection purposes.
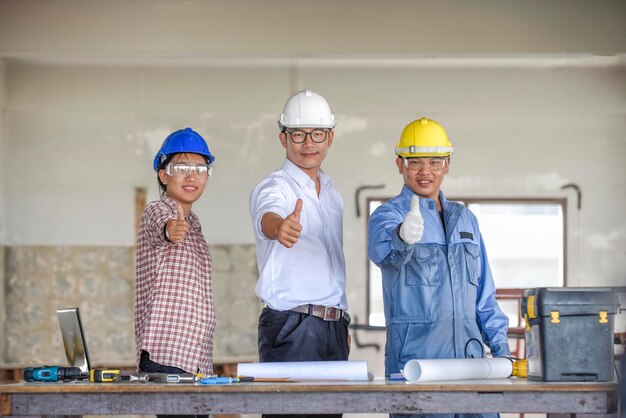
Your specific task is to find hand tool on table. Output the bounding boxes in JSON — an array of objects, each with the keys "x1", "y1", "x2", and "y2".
[
  {"x1": 89, "y1": 369, "x2": 202, "y2": 384},
  {"x1": 23, "y1": 366, "x2": 86, "y2": 382},
  {"x1": 117, "y1": 372, "x2": 150, "y2": 383},
  {"x1": 90, "y1": 369, "x2": 152, "y2": 383},
  {"x1": 147, "y1": 373, "x2": 201, "y2": 383},
  {"x1": 198, "y1": 376, "x2": 255, "y2": 385},
  {"x1": 89, "y1": 368, "x2": 122, "y2": 382}
]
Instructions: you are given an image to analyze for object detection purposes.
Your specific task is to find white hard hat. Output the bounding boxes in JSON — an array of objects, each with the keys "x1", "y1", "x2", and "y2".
[{"x1": 278, "y1": 89, "x2": 336, "y2": 129}]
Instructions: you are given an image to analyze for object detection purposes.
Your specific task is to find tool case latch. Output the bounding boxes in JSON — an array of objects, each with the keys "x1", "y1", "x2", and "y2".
[{"x1": 550, "y1": 311, "x2": 560, "y2": 324}]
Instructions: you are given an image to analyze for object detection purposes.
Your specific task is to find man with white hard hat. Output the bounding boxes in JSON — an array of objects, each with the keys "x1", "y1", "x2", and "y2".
[
  {"x1": 368, "y1": 117, "x2": 510, "y2": 418},
  {"x1": 250, "y1": 90, "x2": 349, "y2": 418}
]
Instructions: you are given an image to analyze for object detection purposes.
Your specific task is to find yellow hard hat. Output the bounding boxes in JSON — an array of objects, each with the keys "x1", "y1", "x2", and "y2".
[{"x1": 395, "y1": 117, "x2": 454, "y2": 158}]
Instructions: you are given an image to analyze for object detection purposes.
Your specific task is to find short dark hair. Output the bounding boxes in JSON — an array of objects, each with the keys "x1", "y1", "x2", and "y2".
[{"x1": 156, "y1": 154, "x2": 175, "y2": 195}]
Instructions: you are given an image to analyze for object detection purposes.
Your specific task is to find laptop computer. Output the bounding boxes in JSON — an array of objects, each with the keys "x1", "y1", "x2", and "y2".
[
  {"x1": 55, "y1": 308, "x2": 196, "y2": 383},
  {"x1": 57, "y1": 307, "x2": 91, "y2": 374}
]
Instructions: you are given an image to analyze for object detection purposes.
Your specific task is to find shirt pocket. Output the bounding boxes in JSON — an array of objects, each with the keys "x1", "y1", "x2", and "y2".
[
  {"x1": 405, "y1": 244, "x2": 441, "y2": 287},
  {"x1": 463, "y1": 242, "x2": 480, "y2": 286},
  {"x1": 462, "y1": 242, "x2": 480, "y2": 319}
]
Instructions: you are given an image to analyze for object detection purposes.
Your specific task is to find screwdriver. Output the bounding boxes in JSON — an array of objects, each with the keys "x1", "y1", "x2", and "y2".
[
  {"x1": 90, "y1": 369, "x2": 153, "y2": 383},
  {"x1": 117, "y1": 372, "x2": 150, "y2": 383},
  {"x1": 90, "y1": 369, "x2": 121, "y2": 383},
  {"x1": 148, "y1": 373, "x2": 200, "y2": 383},
  {"x1": 198, "y1": 376, "x2": 254, "y2": 385}
]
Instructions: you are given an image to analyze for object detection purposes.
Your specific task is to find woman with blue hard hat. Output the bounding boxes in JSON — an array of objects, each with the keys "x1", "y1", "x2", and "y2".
[{"x1": 135, "y1": 128, "x2": 216, "y2": 418}]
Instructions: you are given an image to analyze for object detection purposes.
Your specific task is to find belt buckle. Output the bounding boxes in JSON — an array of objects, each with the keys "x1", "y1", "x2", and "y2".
[{"x1": 323, "y1": 306, "x2": 339, "y2": 321}]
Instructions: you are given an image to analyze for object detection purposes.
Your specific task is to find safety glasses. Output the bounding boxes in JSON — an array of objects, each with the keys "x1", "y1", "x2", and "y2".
[
  {"x1": 165, "y1": 162, "x2": 213, "y2": 178},
  {"x1": 403, "y1": 157, "x2": 448, "y2": 172}
]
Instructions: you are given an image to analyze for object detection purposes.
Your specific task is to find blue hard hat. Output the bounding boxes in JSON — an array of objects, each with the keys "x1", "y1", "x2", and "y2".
[{"x1": 153, "y1": 127, "x2": 215, "y2": 172}]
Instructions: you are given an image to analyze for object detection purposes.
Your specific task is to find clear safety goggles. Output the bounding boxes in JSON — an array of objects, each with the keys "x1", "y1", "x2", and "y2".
[
  {"x1": 403, "y1": 157, "x2": 448, "y2": 172},
  {"x1": 165, "y1": 162, "x2": 213, "y2": 178},
  {"x1": 284, "y1": 129, "x2": 330, "y2": 144}
]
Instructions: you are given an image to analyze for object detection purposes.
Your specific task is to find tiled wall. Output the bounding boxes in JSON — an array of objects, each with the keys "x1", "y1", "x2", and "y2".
[
  {"x1": 1, "y1": 244, "x2": 262, "y2": 367},
  {"x1": 210, "y1": 245, "x2": 262, "y2": 363},
  {"x1": 0, "y1": 246, "x2": 5, "y2": 365}
]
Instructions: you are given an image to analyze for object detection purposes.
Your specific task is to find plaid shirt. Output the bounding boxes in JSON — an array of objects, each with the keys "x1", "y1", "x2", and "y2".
[{"x1": 134, "y1": 195, "x2": 215, "y2": 375}]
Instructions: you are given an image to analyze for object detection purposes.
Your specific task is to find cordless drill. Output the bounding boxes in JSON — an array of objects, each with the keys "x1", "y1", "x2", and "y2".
[{"x1": 23, "y1": 366, "x2": 86, "y2": 382}]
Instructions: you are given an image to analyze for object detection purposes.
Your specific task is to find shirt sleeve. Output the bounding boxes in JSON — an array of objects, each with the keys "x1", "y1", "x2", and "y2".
[
  {"x1": 143, "y1": 201, "x2": 177, "y2": 247},
  {"x1": 475, "y1": 233, "x2": 511, "y2": 358},
  {"x1": 249, "y1": 178, "x2": 293, "y2": 241},
  {"x1": 367, "y1": 203, "x2": 415, "y2": 269}
]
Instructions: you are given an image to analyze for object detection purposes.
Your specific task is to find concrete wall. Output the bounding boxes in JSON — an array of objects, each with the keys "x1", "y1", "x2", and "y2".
[
  {"x1": 1, "y1": 0, "x2": 625, "y2": 56},
  {"x1": 0, "y1": 57, "x2": 6, "y2": 365},
  {"x1": 0, "y1": 247, "x2": 5, "y2": 368},
  {"x1": 5, "y1": 61, "x2": 625, "y2": 272},
  {"x1": 0, "y1": 0, "x2": 625, "y2": 381}
]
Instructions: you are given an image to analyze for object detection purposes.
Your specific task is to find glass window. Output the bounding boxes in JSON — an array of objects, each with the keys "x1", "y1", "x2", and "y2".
[{"x1": 465, "y1": 201, "x2": 565, "y2": 289}]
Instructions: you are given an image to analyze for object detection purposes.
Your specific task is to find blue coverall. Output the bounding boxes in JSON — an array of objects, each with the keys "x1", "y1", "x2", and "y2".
[{"x1": 368, "y1": 186, "x2": 510, "y2": 418}]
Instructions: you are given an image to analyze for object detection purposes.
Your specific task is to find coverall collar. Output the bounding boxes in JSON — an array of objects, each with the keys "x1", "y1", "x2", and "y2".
[
  {"x1": 400, "y1": 186, "x2": 462, "y2": 241},
  {"x1": 400, "y1": 185, "x2": 445, "y2": 211}
]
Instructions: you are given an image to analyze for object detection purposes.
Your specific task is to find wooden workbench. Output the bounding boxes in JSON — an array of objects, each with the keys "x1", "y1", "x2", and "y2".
[{"x1": 0, "y1": 378, "x2": 619, "y2": 416}]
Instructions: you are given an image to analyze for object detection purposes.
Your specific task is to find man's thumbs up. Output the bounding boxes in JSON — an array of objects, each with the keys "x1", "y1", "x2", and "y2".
[
  {"x1": 399, "y1": 195, "x2": 424, "y2": 244},
  {"x1": 166, "y1": 202, "x2": 190, "y2": 243},
  {"x1": 276, "y1": 199, "x2": 303, "y2": 248},
  {"x1": 289, "y1": 199, "x2": 303, "y2": 222}
]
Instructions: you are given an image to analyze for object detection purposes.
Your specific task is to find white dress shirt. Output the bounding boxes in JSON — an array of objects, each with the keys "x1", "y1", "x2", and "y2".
[{"x1": 250, "y1": 159, "x2": 347, "y2": 311}]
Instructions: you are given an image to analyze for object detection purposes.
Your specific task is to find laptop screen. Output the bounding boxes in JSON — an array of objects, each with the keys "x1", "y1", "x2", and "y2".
[{"x1": 57, "y1": 307, "x2": 91, "y2": 373}]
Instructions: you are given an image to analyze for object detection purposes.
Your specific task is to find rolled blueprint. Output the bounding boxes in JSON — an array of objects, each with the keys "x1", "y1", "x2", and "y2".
[
  {"x1": 237, "y1": 360, "x2": 370, "y2": 381},
  {"x1": 402, "y1": 358, "x2": 513, "y2": 382}
]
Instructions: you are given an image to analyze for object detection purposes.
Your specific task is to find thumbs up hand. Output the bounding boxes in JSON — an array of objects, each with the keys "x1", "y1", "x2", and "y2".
[
  {"x1": 275, "y1": 199, "x2": 303, "y2": 248},
  {"x1": 166, "y1": 202, "x2": 190, "y2": 243},
  {"x1": 399, "y1": 195, "x2": 424, "y2": 244}
]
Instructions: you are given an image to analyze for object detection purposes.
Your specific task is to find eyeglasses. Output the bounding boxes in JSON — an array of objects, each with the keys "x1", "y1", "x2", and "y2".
[
  {"x1": 165, "y1": 163, "x2": 213, "y2": 178},
  {"x1": 284, "y1": 129, "x2": 330, "y2": 144},
  {"x1": 403, "y1": 157, "x2": 448, "y2": 172}
]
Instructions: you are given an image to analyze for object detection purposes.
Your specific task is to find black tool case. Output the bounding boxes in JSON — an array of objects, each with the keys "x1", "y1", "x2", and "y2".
[{"x1": 521, "y1": 287, "x2": 619, "y2": 381}]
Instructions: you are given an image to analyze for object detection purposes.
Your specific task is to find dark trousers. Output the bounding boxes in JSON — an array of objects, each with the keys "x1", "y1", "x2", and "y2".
[
  {"x1": 139, "y1": 350, "x2": 208, "y2": 418},
  {"x1": 258, "y1": 307, "x2": 350, "y2": 418}
]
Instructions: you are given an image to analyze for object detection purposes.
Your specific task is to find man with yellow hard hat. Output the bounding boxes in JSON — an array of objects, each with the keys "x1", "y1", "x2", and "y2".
[{"x1": 368, "y1": 118, "x2": 510, "y2": 418}]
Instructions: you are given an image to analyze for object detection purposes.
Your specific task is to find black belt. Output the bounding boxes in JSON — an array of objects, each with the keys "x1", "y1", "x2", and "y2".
[{"x1": 290, "y1": 304, "x2": 347, "y2": 322}]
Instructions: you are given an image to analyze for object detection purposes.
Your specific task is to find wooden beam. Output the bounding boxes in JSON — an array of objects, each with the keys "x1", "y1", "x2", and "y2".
[
  {"x1": 0, "y1": 393, "x2": 11, "y2": 416},
  {"x1": 134, "y1": 187, "x2": 147, "y2": 240}
]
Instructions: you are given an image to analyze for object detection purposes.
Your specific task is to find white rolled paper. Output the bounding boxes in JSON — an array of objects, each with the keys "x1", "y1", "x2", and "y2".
[
  {"x1": 237, "y1": 360, "x2": 370, "y2": 381},
  {"x1": 402, "y1": 358, "x2": 513, "y2": 382}
]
